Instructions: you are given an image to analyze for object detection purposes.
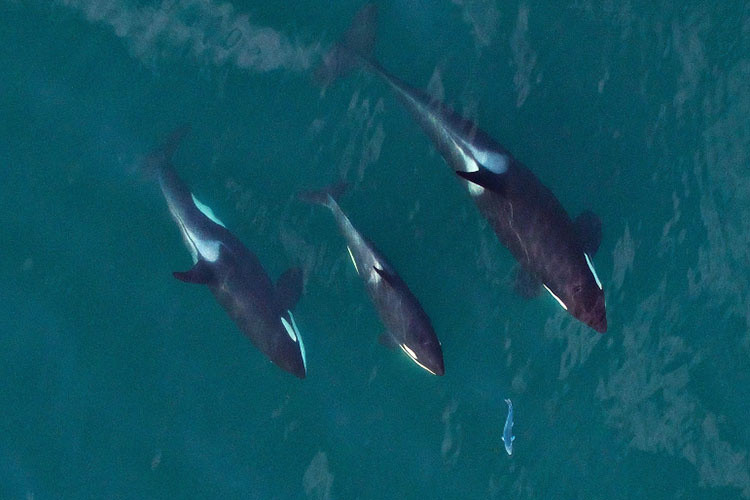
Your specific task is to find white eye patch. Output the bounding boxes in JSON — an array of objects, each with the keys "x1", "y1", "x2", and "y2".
[
  {"x1": 347, "y1": 246, "x2": 359, "y2": 274},
  {"x1": 584, "y1": 253, "x2": 602, "y2": 290},
  {"x1": 281, "y1": 311, "x2": 307, "y2": 371},
  {"x1": 543, "y1": 284, "x2": 568, "y2": 311}
]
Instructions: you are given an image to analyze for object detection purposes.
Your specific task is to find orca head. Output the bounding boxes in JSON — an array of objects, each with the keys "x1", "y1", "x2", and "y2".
[
  {"x1": 565, "y1": 276, "x2": 607, "y2": 333},
  {"x1": 277, "y1": 349, "x2": 307, "y2": 379},
  {"x1": 399, "y1": 326, "x2": 445, "y2": 376}
]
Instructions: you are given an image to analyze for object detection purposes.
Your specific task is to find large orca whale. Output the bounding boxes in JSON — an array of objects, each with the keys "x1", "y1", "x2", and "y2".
[
  {"x1": 300, "y1": 185, "x2": 445, "y2": 375},
  {"x1": 315, "y1": 4, "x2": 607, "y2": 333},
  {"x1": 145, "y1": 126, "x2": 308, "y2": 377}
]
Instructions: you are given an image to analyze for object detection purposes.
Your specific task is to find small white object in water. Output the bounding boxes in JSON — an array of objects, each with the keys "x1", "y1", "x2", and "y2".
[{"x1": 502, "y1": 398, "x2": 515, "y2": 456}]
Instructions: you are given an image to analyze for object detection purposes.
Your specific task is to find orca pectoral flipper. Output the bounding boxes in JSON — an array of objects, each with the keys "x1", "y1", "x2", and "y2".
[
  {"x1": 456, "y1": 169, "x2": 507, "y2": 195},
  {"x1": 378, "y1": 332, "x2": 398, "y2": 350},
  {"x1": 513, "y1": 266, "x2": 542, "y2": 298},
  {"x1": 573, "y1": 211, "x2": 602, "y2": 256},
  {"x1": 173, "y1": 259, "x2": 213, "y2": 284},
  {"x1": 276, "y1": 267, "x2": 304, "y2": 312}
]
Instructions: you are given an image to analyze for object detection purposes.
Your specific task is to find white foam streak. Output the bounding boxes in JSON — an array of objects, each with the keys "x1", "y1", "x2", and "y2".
[
  {"x1": 59, "y1": 0, "x2": 320, "y2": 73},
  {"x1": 510, "y1": 4, "x2": 538, "y2": 108},
  {"x1": 451, "y1": 0, "x2": 500, "y2": 48}
]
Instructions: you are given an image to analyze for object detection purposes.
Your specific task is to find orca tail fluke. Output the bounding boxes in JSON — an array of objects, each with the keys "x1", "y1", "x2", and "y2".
[
  {"x1": 142, "y1": 124, "x2": 191, "y2": 177},
  {"x1": 313, "y1": 3, "x2": 378, "y2": 86},
  {"x1": 297, "y1": 182, "x2": 349, "y2": 209}
]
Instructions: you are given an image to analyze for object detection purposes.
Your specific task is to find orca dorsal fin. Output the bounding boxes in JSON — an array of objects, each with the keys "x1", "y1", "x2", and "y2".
[
  {"x1": 573, "y1": 211, "x2": 602, "y2": 256},
  {"x1": 276, "y1": 267, "x2": 304, "y2": 312},
  {"x1": 373, "y1": 266, "x2": 397, "y2": 287},
  {"x1": 456, "y1": 169, "x2": 507, "y2": 195},
  {"x1": 173, "y1": 259, "x2": 213, "y2": 285}
]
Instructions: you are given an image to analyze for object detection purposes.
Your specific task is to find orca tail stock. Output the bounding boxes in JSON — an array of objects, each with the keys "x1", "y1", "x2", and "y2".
[
  {"x1": 296, "y1": 182, "x2": 349, "y2": 209},
  {"x1": 140, "y1": 124, "x2": 191, "y2": 178},
  {"x1": 313, "y1": 3, "x2": 378, "y2": 86}
]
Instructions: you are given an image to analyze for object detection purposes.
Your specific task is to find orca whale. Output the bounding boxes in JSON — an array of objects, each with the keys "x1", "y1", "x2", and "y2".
[
  {"x1": 315, "y1": 4, "x2": 607, "y2": 333},
  {"x1": 300, "y1": 185, "x2": 445, "y2": 375},
  {"x1": 145, "y1": 126, "x2": 308, "y2": 377}
]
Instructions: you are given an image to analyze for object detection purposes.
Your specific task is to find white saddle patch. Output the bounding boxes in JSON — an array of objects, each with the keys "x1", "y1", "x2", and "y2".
[
  {"x1": 467, "y1": 144, "x2": 508, "y2": 174},
  {"x1": 171, "y1": 207, "x2": 219, "y2": 263},
  {"x1": 453, "y1": 142, "x2": 484, "y2": 197},
  {"x1": 452, "y1": 138, "x2": 508, "y2": 197},
  {"x1": 369, "y1": 262, "x2": 386, "y2": 284},
  {"x1": 186, "y1": 227, "x2": 220, "y2": 262}
]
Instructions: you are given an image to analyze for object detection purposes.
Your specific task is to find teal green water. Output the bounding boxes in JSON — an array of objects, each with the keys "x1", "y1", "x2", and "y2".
[{"x1": 1, "y1": 0, "x2": 749, "y2": 498}]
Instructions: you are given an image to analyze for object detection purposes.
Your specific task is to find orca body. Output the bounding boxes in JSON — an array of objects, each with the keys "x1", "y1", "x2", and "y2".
[
  {"x1": 316, "y1": 5, "x2": 607, "y2": 333},
  {"x1": 300, "y1": 186, "x2": 444, "y2": 375},
  {"x1": 146, "y1": 127, "x2": 308, "y2": 377}
]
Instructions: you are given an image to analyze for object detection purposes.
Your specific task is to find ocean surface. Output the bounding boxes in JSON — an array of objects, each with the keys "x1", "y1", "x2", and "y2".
[{"x1": 1, "y1": 0, "x2": 749, "y2": 498}]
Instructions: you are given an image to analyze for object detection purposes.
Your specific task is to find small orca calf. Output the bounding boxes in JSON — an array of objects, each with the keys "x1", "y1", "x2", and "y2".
[
  {"x1": 144, "y1": 126, "x2": 308, "y2": 378},
  {"x1": 502, "y1": 398, "x2": 515, "y2": 456},
  {"x1": 299, "y1": 185, "x2": 445, "y2": 376},
  {"x1": 315, "y1": 4, "x2": 607, "y2": 333}
]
